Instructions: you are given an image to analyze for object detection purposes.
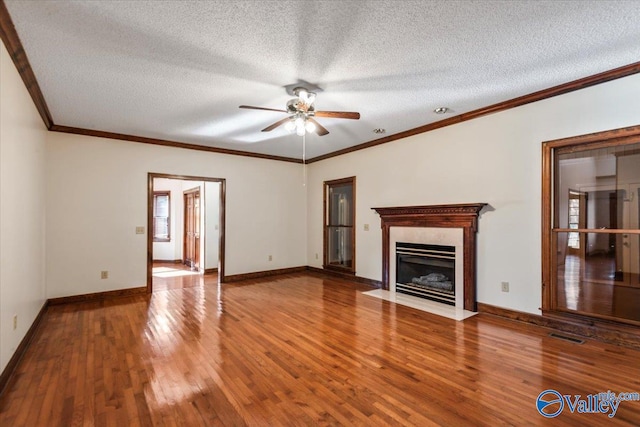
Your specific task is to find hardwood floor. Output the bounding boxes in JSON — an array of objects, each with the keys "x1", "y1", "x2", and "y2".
[
  {"x1": 152, "y1": 262, "x2": 215, "y2": 292},
  {"x1": 557, "y1": 254, "x2": 640, "y2": 322},
  {"x1": 1, "y1": 272, "x2": 639, "y2": 426}
]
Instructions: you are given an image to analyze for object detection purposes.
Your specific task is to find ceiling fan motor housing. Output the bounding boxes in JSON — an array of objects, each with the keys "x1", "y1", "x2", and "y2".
[{"x1": 286, "y1": 98, "x2": 314, "y2": 114}]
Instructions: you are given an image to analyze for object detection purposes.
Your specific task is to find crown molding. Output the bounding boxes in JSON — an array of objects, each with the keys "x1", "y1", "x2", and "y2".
[
  {"x1": 0, "y1": 0, "x2": 53, "y2": 129},
  {"x1": 306, "y1": 61, "x2": 640, "y2": 163},
  {"x1": 50, "y1": 125, "x2": 303, "y2": 163}
]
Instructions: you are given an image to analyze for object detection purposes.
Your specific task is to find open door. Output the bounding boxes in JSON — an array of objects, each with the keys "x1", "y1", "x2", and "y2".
[{"x1": 184, "y1": 188, "x2": 200, "y2": 270}]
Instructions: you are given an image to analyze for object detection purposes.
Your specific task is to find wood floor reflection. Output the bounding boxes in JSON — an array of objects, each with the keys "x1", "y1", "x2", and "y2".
[
  {"x1": 152, "y1": 262, "x2": 217, "y2": 292},
  {"x1": 1, "y1": 272, "x2": 639, "y2": 426},
  {"x1": 557, "y1": 255, "x2": 640, "y2": 322}
]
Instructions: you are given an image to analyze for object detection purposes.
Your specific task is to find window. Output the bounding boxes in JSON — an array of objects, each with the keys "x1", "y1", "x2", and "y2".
[
  {"x1": 324, "y1": 177, "x2": 356, "y2": 274},
  {"x1": 153, "y1": 191, "x2": 170, "y2": 242},
  {"x1": 566, "y1": 191, "x2": 584, "y2": 251},
  {"x1": 542, "y1": 127, "x2": 640, "y2": 325}
]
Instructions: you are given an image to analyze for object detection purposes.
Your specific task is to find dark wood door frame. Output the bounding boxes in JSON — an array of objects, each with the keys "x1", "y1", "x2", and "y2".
[
  {"x1": 147, "y1": 173, "x2": 226, "y2": 292},
  {"x1": 542, "y1": 125, "x2": 640, "y2": 325},
  {"x1": 323, "y1": 176, "x2": 356, "y2": 275}
]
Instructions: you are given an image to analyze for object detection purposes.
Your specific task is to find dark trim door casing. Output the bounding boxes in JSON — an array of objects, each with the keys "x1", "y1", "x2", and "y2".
[
  {"x1": 323, "y1": 177, "x2": 356, "y2": 275},
  {"x1": 541, "y1": 124, "x2": 640, "y2": 326}
]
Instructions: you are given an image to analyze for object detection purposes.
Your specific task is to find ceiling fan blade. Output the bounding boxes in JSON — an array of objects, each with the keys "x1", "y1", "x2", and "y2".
[
  {"x1": 240, "y1": 105, "x2": 287, "y2": 113},
  {"x1": 261, "y1": 117, "x2": 291, "y2": 132},
  {"x1": 308, "y1": 118, "x2": 329, "y2": 136},
  {"x1": 314, "y1": 111, "x2": 360, "y2": 120}
]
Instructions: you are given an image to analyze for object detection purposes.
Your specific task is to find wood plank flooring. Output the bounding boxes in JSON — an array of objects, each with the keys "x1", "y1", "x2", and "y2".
[
  {"x1": 1, "y1": 272, "x2": 639, "y2": 426},
  {"x1": 151, "y1": 262, "x2": 208, "y2": 292}
]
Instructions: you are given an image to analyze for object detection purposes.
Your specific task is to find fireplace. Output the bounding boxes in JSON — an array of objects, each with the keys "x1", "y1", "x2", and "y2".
[
  {"x1": 396, "y1": 242, "x2": 456, "y2": 305},
  {"x1": 372, "y1": 203, "x2": 487, "y2": 312}
]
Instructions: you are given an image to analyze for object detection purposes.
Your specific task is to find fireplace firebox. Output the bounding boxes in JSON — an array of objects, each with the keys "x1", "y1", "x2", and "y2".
[{"x1": 396, "y1": 242, "x2": 456, "y2": 305}]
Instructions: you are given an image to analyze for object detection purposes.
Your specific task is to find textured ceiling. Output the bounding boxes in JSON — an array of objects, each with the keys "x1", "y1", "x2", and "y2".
[{"x1": 5, "y1": 1, "x2": 640, "y2": 160}]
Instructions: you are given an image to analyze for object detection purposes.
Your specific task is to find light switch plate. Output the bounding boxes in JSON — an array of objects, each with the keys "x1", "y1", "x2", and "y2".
[{"x1": 135, "y1": 226, "x2": 145, "y2": 234}]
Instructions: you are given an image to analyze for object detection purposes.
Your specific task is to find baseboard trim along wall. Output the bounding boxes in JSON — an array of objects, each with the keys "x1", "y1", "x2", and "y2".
[
  {"x1": 306, "y1": 266, "x2": 382, "y2": 288},
  {"x1": 203, "y1": 267, "x2": 218, "y2": 274},
  {"x1": 223, "y1": 266, "x2": 307, "y2": 282},
  {"x1": 477, "y1": 303, "x2": 640, "y2": 350},
  {"x1": 0, "y1": 300, "x2": 49, "y2": 396},
  {"x1": 152, "y1": 259, "x2": 182, "y2": 263},
  {"x1": 47, "y1": 286, "x2": 148, "y2": 306},
  {"x1": 223, "y1": 265, "x2": 382, "y2": 287}
]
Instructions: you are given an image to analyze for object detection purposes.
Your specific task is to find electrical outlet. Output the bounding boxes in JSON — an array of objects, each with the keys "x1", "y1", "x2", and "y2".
[
  {"x1": 315, "y1": 253, "x2": 319, "y2": 259},
  {"x1": 13, "y1": 315, "x2": 17, "y2": 330},
  {"x1": 101, "y1": 271, "x2": 109, "y2": 279},
  {"x1": 501, "y1": 281, "x2": 509, "y2": 292},
  {"x1": 135, "y1": 226, "x2": 145, "y2": 234},
  {"x1": 364, "y1": 224, "x2": 370, "y2": 231},
  {"x1": 268, "y1": 255, "x2": 272, "y2": 261}
]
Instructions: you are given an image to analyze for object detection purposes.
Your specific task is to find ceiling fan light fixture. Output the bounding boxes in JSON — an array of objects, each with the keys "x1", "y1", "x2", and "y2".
[
  {"x1": 285, "y1": 119, "x2": 296, "y2": 132},
  {"x1": 434, "y1": 107, "x2": 449, "y2": 114},
  {"x1": 293, "y1": 116, "x2": 305, "y2": 135},
  {"x1": 305, "y1": 120, "x2": 316, "y2": 133}
]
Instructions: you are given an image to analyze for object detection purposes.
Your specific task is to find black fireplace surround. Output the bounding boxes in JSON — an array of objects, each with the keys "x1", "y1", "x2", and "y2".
[{"x1": 396, "y1": 242, "x2": 456, "y2": 305}]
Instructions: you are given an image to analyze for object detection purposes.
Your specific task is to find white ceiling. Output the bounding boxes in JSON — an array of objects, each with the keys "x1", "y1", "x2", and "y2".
[{"x1": 5, "y1": 1, "x2": 640, "y2": 160}]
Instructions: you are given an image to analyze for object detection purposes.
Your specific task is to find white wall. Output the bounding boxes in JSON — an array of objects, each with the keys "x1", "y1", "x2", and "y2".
[
  {"x1": 45, "y1": 133, "x2": 307, "y2": 298},
  {"x1": 205, "y1": 181, "x2": 221, "y2": 270},
  {"x1": 0, "y1": 43, "x2": 48, "y2": 372},
  {"x1": 307, "y1": 73, "x2": 640, "y2": 316}
]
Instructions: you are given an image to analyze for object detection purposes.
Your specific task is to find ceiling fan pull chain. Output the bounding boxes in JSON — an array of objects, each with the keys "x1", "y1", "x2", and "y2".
[{"x1": 302, "y1": 133, "x2": 307, "y2": 186}]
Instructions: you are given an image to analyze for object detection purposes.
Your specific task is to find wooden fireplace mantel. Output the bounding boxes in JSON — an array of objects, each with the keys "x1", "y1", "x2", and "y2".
[{"x1": 372, "y1": 203, "x2": 487, "y2": 311}]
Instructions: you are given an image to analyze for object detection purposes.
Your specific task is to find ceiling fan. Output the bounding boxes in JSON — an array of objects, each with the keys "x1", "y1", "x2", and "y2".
[{"x1": 239, "y1": 87, "x2": 360, "y2": 136}]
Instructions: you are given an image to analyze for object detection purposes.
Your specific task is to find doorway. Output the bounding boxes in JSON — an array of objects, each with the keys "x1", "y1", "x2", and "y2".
[
  {"x1": 147, "y1": 173, "x2": 226, "y2": 292},
  {"x1": 545, "y1": 135, "x2": 640, "y2": 324}
]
